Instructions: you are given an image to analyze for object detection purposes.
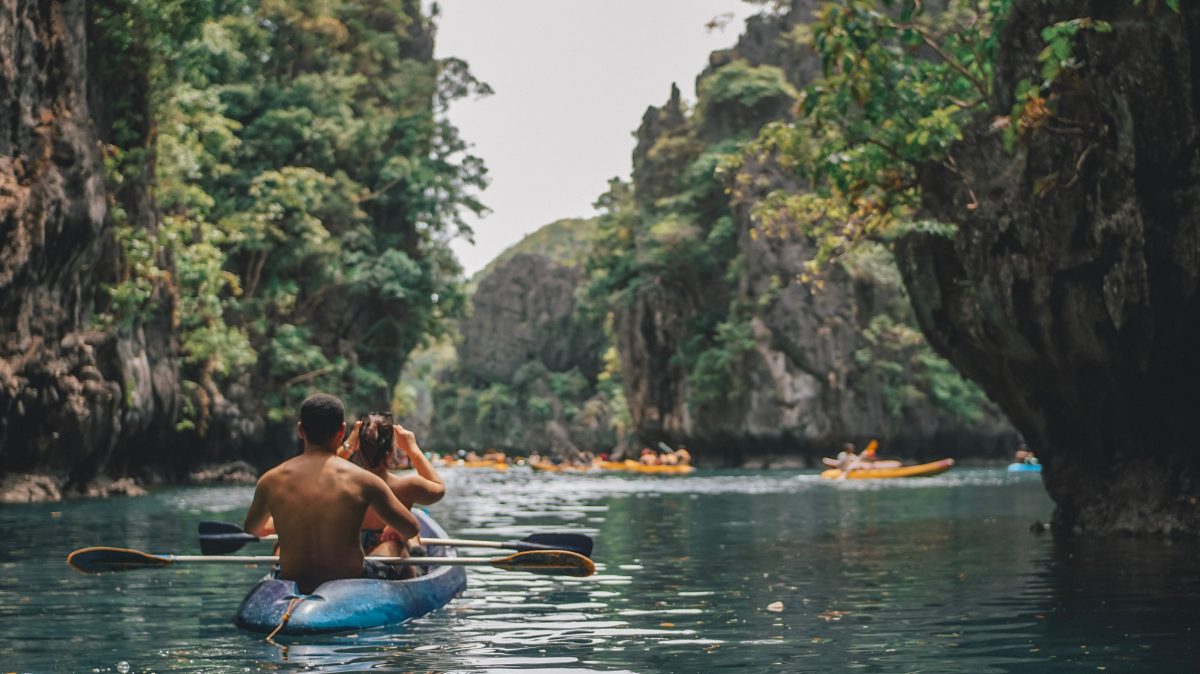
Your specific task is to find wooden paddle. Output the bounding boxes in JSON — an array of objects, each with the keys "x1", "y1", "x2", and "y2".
[
  {"x1": 197, "y1": 521, "x2": 594, "y2": 557},
  {"x1": 67, "y1": 547, "x2": 595, "y2": 577}
]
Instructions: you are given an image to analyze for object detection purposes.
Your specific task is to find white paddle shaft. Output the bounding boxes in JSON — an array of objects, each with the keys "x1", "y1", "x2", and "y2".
[
  {"x1": 248, "y1": 534, "x2": 503, "y2": 549},
  {"x1": 165, "y1": 554, "x2": 494, "y2": 566}
]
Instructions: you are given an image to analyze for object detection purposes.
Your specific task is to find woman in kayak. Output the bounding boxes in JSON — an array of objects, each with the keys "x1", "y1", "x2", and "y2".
[{"x1": 340, "y1": 412, "x2": 446, "y2": 572}]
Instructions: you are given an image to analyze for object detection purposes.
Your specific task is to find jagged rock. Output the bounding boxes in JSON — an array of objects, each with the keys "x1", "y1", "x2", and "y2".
[
  {"x1": 0, "y1": 473, "x2": 62, "y2": 503},
  {"x1": 613, "y1": 0, "x2": 1016, "y2": 464},
  {"x1": 461, "y1": 254, "x2": 604, "y2": 383},
  {"x1": 897, "y1": 0, "x2": 1200, "y2": 534},
  {"x1": 75, "y1": 476, "x2": 147, "y2": 498},
  {"x1": 189, "y1": 461, "x2": 259, "y2": 485},
  {"x1": 0, "y1": 0, "x2": 180, "y2": 486}
]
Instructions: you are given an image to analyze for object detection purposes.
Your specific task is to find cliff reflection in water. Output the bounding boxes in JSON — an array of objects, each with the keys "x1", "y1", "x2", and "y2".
[{"x1": 1, "y1": 468, "x2": 1198, "y2": 672}]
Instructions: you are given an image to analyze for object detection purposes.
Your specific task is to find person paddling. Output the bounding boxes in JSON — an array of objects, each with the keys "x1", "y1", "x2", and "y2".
[
  {"x1": 339, "y1": 412, "x2": 445, "y2": 570},
  {"x1": 243, "y1": 394, "x2": 420, "y2": 594}
]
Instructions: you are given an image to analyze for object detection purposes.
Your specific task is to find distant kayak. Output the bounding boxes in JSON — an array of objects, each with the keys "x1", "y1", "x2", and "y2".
[
  {"x1": 529, "y1": 461, "x2": 594, "y2": 474},
  {"x1": 821, "y1": 457, "x2": 902, "y2": 470},
  {"x1": 440, "y1": 460, "x2": 508, "y2": 471},
  {"x1": 599, "y1": 460, "x2": 695, "y2": 475},
  {"x1": 1007, "y1": 463, "x2": 1042, "y2": 473},
  {"x1": 530, "y1": 460, "x2": 694, "y2": 475},
  {"x1": 820, "y1": 458, "x2": 955, "y2": 480}
]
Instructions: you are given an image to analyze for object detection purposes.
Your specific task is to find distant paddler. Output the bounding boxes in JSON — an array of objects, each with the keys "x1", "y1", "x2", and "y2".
[{"x1": 825, "y1": 440, "x2": 900, "y2": 471}]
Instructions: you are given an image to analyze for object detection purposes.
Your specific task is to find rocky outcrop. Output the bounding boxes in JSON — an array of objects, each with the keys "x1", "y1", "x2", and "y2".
[
  {"x1": 0, "y1": 473, "x2": 61, "y2": 503},
  {"x1": 613, "y1": 0, "x2": 1015, "y2": 465},
  {"x1": 189, "y1": 460, "x2": 258, "y2": 485},
  {"x1": 426, "y1": 222, "x2": 620, "y2": 456},
  {"x1": 0, "y1": 1, "x2": 181, "y2": 489},
  {"x1": 462, "y1": 253, "x2": 604, "y2": 383},
  {"x1": 897, "y1": 1, "x2": 1200, "y2": 534}
]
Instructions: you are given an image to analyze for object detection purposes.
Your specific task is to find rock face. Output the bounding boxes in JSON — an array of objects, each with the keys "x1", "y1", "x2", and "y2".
[
  {"x1": 898, "y1": 1, "x2": 1200, "y2": 533},
  {"x1": 0, "y1": 1, "x2": 180, "y2": 489},
  {"x1": 462, "y1": 253, "x2": 604, "y2": 383},
  {"x1": 613, "y1": 0, "x2": 1015, "y2": 465},
  {"x1": 424, "y1": 219, "x2": 621, "y2": 456}
]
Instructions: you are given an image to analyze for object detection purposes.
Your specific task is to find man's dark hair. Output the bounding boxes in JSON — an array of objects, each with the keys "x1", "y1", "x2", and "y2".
[{"x1": 299, "y1": 393, "x2": 345, "y2": 446}]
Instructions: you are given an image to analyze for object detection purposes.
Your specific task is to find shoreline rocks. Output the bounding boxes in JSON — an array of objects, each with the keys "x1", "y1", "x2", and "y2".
[
  {"x1": 189, "y1": 461, "x2": 259, "y2": 485},
  {"x1": 0, "y1": 474, "x2": 63, "y2": 503}
]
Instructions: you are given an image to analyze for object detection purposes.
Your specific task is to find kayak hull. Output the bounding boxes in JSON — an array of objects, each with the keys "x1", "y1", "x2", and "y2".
[
  {"x1": 599, "y1": 460, "x2": 695, "y2": 475},
  {"x1": 1007, "y1": 463, "x2": 1042, "y2": 473},
  {"x1": 820, "y1": 458, "x2": 955, "y2": 480},
  {"x1": 233, "y1": 510, "x2": 466, "y2": 635},
  {"x1": 441, "y1": 460, "x2": 508, "y2": 470}
]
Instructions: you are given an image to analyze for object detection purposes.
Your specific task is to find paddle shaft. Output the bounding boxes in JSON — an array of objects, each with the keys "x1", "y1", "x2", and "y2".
[
  {"x1": 232, "y1": 534, "x2": 509, "y2": 550},
  {"x1": 154, "y1": 554, "x2": 513, "y2": 566},
  {"x1": 68, "y1": 546, "x2": 595, "y2": 577}
]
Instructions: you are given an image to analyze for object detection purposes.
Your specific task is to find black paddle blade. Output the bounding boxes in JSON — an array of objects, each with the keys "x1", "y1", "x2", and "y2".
[
  {"x1": 513, "y1": 533, "x2": 594, "y2": 558},
  {"x1": 492, "y1": 550, "x2": 595, "y2": 577},
  {"x1": 198, "y1": 521, "x2": 261, "y2": 555},
  {"x1": 67, "y1": 547, "x2": 171, "y2": 574}
]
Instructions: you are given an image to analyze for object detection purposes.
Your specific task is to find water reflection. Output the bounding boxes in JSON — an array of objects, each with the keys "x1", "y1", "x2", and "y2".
[{"x1": 1, "y1": 468, "x2": 1198, "y2": 672}]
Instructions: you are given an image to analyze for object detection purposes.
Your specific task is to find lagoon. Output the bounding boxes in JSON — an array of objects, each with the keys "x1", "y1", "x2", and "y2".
[{"x1": 2, "y1": 468, "x2": 1197, "y2": 672}]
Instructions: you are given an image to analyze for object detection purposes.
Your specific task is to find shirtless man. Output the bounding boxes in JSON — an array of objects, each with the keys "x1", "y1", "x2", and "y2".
[{"x1": 243, "y1": 393, "x2": 420, "y2": 594}]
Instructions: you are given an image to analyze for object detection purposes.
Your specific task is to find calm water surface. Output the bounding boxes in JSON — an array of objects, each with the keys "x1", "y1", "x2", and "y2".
[{"x1": 2, "y1": 468, "x2": 1198, "y2": 673}]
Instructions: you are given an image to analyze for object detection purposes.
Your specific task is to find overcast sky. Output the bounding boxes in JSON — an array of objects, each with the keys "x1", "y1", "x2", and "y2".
[{"x1": 433, "y1": 0, "x2": 759, "y2": 275}]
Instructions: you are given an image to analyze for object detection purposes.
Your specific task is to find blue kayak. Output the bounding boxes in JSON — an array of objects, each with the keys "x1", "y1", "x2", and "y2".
[
  {"x1": 1007, "y1": 463, "x2": 1042, "y2": 473},
  {"x1": 234, "y1": 510, "x2": 466, "y2": 635}
]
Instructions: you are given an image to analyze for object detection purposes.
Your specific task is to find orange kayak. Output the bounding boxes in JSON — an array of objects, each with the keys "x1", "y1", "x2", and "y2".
[
  {"x1": 598, "y1": 460, "x2": 695, "y2": 475},
  {"x1": 820, "y1": 458, "x2": 955, "y2": 480},
  {"x1": 441, "y1": 460, "x2": 508, "y2": 471},
  {"x1": 530, "y1": 460, "x2": 694, "y2": 475}
]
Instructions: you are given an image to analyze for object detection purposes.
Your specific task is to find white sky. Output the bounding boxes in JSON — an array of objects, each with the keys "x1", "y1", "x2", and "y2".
[{"x1": 433, "y1": 0, "x2": 759, "y2": 275}]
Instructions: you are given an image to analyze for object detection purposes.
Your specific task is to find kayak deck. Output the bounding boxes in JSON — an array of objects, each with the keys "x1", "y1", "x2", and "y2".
[
  {"x1": 820, "y1": 458, "x2": 955, "y2": 480},
  {"x1": 233, "y1": 510, "x2": 466, "y2": 635}
]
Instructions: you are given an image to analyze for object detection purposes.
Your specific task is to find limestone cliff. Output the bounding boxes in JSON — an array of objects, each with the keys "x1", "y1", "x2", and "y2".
[
  {"x1": 0, "y1": 0, "x2": 181, "y2": 491},
  {"x1": 424, "y1": 219, "x2": 621, "y2": 455},
  {"x1": 897, "y1": 0, "x2": 1200, "y2": 534},
  {"x1": 610, "y1": 0, "x2": 1016, "y2": 465}
]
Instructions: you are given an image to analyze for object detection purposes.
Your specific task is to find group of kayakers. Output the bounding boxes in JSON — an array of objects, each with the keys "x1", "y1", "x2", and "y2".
[
  {"x1": 243, "y1": 394, "x2": 443, "y2": 593},
  {"x1": 636, "y1": 446, "x2": 691, "y2": 466},
  {"x1": 528, "y1": 445, "x2": 692, "y2": 471},
  {"x1": 437, "y1": 449, "x2": 508, "y2": 466}
]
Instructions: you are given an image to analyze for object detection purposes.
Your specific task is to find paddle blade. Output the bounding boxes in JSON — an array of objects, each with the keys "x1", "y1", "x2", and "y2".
[
  {"x1": 67, "y1": 547, "x2": 172, "y2": 574},
  {"x1": 198, "y1": 521, "x2": 260, "y2": 555},
  {"x1": 491, "y1": 550, "x2": 595, "y2": 577},
  {"x1": 514, "y1": 533, "x2": 594, "y2": 558}
]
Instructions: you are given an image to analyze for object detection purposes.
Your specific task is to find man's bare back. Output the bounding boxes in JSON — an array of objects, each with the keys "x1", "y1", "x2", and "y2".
[{"x1": 243, "y1": 395, "x2": 419, "y2": 594}]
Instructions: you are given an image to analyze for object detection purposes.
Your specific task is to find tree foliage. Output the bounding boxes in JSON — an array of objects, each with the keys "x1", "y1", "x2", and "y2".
[{"x1": 99, "y1": 0, "x2": 488, "y2": 432}]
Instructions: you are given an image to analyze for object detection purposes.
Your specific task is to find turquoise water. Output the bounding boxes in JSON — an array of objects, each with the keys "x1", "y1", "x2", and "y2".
[{"x1": 2, "y1": 468, "x2": 1197, "y2": 673}]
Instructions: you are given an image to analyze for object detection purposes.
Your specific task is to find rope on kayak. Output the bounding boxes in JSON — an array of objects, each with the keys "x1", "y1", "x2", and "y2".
[{"x1": 265, "y1": 595, "x2": 306, "y2": 646}]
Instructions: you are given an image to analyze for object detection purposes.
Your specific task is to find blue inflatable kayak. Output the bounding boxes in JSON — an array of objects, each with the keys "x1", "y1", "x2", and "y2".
[
  {"x1": 1007, "y1": 463, "x2": 1042, "y2": 473},
  {"x1": 234, "y1": 510, "x2": 466, "y2": 634}
]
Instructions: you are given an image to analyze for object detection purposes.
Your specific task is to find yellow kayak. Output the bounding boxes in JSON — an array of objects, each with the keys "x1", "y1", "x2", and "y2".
[
  {"x1": 529, "y1": 461, "x2": 594, "y2": 474},
  {"x1": 530, "y1": 460, "x2": 694, "y2": 475},
  {"x1": 599, "y1": 460, "x2": 695, "y2": 475},
  {"x1": 820, "y1": 458, "x2": 955, "y2": 480},
  {"x1": 441, "y1": 460, "x2": 508, "y2": 471}
]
